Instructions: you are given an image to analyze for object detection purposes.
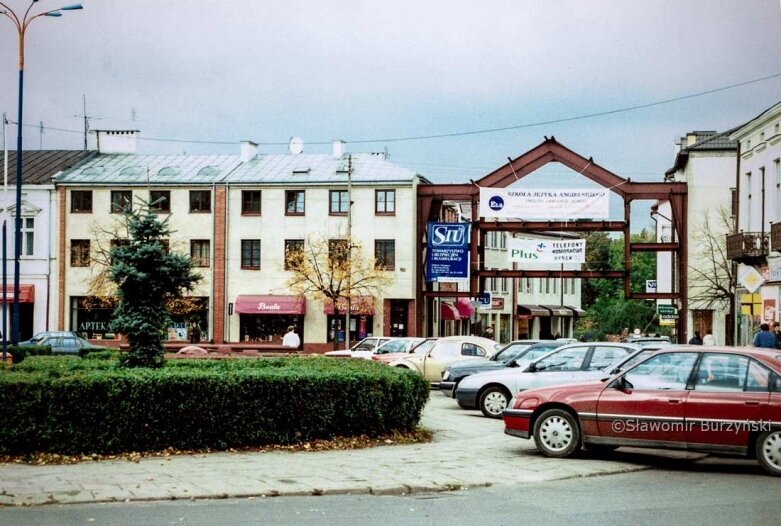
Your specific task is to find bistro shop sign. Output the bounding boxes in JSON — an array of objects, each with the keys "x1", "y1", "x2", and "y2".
[{"x1": 479, "y1": 187, "x2": 609, "y2": 220}]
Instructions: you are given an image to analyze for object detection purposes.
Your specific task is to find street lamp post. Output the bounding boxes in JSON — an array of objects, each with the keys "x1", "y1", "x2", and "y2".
[{"x1": 0, "y1": 1, "x2": 82, "y2": 344}]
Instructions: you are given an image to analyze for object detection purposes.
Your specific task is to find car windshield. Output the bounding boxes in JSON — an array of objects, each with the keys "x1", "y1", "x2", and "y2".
[
  {"x1": 534, "y1": 346, "x2": 588, "y2": 372},
  {"x1": 521, "y1": 344, "x2": 563, "y2": 362},
  {"x1": 412, "y1": 339, "x2": 437, "y2": 355},
  {"x1": 376, "y1": 340, "x2": 408, "y2": 354},
  {"x1": 492, "y1": 343, "x2": 532, "y2": 361}
]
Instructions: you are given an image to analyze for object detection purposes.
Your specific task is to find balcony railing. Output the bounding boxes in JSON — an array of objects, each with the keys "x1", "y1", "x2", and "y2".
[
  {"x1": 726, "y1": 231, "x2": 769, "y2": 262},
  {"x1": 772, "y1": 223, "x2": 781, "y2": 252}
]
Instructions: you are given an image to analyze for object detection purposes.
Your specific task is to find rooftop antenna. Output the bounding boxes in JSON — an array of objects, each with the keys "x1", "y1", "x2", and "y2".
[
  {"x1": 38, "y1": 121, "x2": 44, "y2": 150},
  {"x1": 73, "y1": 94, "x2": 104, "y2": 150}
]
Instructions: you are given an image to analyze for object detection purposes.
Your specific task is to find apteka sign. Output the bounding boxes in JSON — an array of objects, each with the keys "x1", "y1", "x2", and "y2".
[
  {"x1": 479, "y1": 187, "x2": 609, "y2": 220},
  {"x1": 426, "y1": 222, "x2": 470, "y2": 282},
  {"x1": 508, "y1": 238, "x2": 586, "y2": 264}
]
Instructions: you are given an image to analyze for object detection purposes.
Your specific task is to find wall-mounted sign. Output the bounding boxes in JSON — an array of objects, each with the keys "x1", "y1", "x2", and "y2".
[
  {"x1": 479, "y1": 187, "x2": 609, "y2": 220},
  {"x1": 508, "y1": 238, "x2": 586, "y2": 264},
  {"x1": 425, "y1": 222, "x2": 470, "y2": 282}
]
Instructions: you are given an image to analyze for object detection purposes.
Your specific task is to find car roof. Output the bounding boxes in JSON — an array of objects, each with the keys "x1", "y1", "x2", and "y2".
[{"x1": 648, "y1": 345, "x2": 781, "y2": 370}]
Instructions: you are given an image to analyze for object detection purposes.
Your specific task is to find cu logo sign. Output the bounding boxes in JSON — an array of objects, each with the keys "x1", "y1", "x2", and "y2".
[{"x1": 488, "y1": 195, "x2": 504, "y2": 210}]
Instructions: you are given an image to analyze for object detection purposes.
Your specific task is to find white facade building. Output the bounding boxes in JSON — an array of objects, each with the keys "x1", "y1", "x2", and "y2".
[{"x1": 656, "y1": 130, "x2": 738, "y2": 345}]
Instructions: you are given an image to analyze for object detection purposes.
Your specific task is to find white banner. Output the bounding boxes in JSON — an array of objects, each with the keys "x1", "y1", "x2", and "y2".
[
  {"x1": 508, "y1": 238, "x2": 586, "y2": 264},
  {"x1": 479, "y1": 187, "x2": 609, "y2": 219}
]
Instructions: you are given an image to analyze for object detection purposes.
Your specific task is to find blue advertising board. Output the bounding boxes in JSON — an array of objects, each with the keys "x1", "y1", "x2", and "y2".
[{"x1": 425, "y1": 222, "x2": 470, "y2": 282}]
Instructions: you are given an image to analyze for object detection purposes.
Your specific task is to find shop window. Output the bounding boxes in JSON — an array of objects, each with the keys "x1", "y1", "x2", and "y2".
[{"x1": 22, "y1": 217, "x2": 34, "y2": 256}]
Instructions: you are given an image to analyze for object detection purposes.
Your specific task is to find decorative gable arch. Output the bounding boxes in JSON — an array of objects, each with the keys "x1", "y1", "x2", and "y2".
[{"x1": 417, "y1": 137, "x2": 689, "y2": 342}]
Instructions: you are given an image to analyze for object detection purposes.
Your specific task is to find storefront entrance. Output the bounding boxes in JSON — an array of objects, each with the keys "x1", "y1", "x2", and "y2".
[{"x1": 235, "y1": 295, "x2": 306, "y2": 344}]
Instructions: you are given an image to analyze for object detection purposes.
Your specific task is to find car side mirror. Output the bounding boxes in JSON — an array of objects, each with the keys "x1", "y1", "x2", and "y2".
[
  {"x1": 611, "y1": 375, "x2": 633, "y2": 391},
  {"x1": 525, "y1": 362, "x2": 536, "y2": 373},
  {"x1": 609, "y1": 366, "x2": 621, "y2": 375},
  {"x1": 507, "y1": 360, "x2": 519, "y2": 368}
]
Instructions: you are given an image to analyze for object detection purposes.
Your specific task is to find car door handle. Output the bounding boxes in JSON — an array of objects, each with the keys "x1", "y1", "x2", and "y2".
[
  {"x1": 744, "y1": 401, "x2": 760, "y2": 406},
  {"x1": 668, "y1": 399, "x2": 681, "y2": 404}
]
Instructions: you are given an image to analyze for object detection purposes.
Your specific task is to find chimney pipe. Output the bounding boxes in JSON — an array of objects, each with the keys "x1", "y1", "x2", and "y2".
[
  {"x1": 94, "y1": 130, "x2": 139, "y2": 154},
  {"x1": 240, "y1": 140, "x2": 258, "y2": 162},
  {"x1": 332, "y1": 140, "x2": 345, "y2": 159}
]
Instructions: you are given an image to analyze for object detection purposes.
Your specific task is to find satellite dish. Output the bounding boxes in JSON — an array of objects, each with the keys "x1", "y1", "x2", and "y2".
[{"x1": 288, "y1": 136, "x2": 304, "y2": 155}]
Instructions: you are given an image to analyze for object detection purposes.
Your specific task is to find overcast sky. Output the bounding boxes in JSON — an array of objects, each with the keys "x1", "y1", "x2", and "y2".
[{"x1": 1, "y1": 0, "x2": 780, "y2": 201}]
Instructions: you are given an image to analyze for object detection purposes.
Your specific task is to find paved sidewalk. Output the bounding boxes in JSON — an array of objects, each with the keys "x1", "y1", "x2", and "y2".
[{"x1": 0, "y1": 395, "x2": 653, "y2": 506}]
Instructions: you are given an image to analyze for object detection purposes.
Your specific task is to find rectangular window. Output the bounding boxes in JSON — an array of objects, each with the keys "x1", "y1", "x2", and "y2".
[
  {"x1": 375, "y1": 240, "x2": 395, "y2": 270},
  {"x1": 500, "y1": 232, "x2": 506, "y2": 249},
  {"x1": 22, "y1": 217, "x2": 34, "y2": 256},
  {"x1": 563, "y1": 278, "x2": 569, "y2": 295},
  {"x1": 330, "y1": 190, "x2": 349, "y2": 214},
  {"x1": 190, "y1": 190, "x2": 211, "y2": 213},
  {"x1": 286, "y1": 190, "x2": 305, "y2": 215},
  {"x1": 501, "y1": 277, "x2": 508, "y2": 293},
  {"x1": 71, "y1": 239, "x2": 90, "y2": 267},
  {"x1": 524, "y1": 278, "x2": 532, "y2": 294},
  {"x1": 328, "y1": 239, "x2": 349, "y2": 266},
  {"x1": 190, "y1": 240, "x2": 210, "y2": 267},
  {"x1": 111, "y1": 190, "x2": 132, "y2": 214},
  {"x1": 241, "y1": 239, "x2": 261, "y2": 269},
  {"x1": 150, "y1": 190, "x2": 171, "y2": 213},
  {"x1": 241, "y1": 190, "x2": 262, "y2": 215},
  {"x1": 71, "y1": 190, "x2": 93, "y2": 213},
  {"x1": 545, "y1": 278, "x2": 551, "y2": 294},
  {"x1": 284, "y1": 239, "x2": 304, "y2": 270},
  {"x1": 375, "y1": 190, "x2": 396, "y2": 214}
]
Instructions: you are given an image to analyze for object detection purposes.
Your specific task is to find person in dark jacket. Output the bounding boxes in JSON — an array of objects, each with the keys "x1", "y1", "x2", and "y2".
[
  {"x1": 688, "y1": 331, "x2": 703, "y2": 345},
  {"x1": 772, "y1": 321, "x2": 781, "y2": 349},
  {"x1": 753, "y1": 323, "x2": 777, "y2": 349}
]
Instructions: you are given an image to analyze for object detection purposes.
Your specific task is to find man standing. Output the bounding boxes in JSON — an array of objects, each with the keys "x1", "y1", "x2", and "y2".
[
  {"x1": 483, "y1": 325, "x2": 494, "y2": 339},
  {"x1": 688, "y1": 331, "x2": 703, "y2": 345},
  {"x1": 753, "y1": 323, "x2": 776, "y2": 349},
  {"x1": 283, "y1": 325, "x2": 301, "y2": 350},
  {"x1": 772, "y1": 321, "x2": 781, "y2": 349}
]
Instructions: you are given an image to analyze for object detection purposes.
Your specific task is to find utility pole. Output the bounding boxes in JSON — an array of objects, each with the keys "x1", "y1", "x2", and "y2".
[{"x1": 344, "y1": 154, "x2": 352, "y2": 349}]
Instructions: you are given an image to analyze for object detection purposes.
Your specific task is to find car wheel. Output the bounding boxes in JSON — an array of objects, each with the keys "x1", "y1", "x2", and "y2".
[
  {"x1": 533, "y1": 408, "x2": 581, "y2": 458},
  {"x1": 756, "y1": 430, "x2": 781, "y2": 476},
  {"x1": 479, "y1": 386, "x2": 511, "y2": 419}
]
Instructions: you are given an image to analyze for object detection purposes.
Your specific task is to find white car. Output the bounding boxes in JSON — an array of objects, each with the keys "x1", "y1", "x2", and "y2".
[
  {"x1": 388, "y1": 335, "x2": 502, "y2": 387},
  {"x1": 455, "y1": 342, "x2": 646, "y2": 418},
  {"x1": 324, "y1": 336, "x2": 392, "y2": 359}
]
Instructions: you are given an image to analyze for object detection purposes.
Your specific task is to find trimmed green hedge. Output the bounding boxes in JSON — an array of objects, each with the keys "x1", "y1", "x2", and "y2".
[
  {"x1": 0, "y1": 356, "x2": 429, "y2": 455},
  {"x1": 5, "y1": 344, "x2": 52, "y2": 363}
]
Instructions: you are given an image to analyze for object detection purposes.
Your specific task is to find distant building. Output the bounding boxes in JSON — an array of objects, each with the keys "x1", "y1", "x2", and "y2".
[
  {"x1": 726, "y1": 102, "x2": 781, "y2": 345},
  {"x1": 0, "y1": 150, "x2": 94, "y2": 340},
  {"x1": 656, "y1": 129, "x2": 738, "y2": 345},
  {"x1": 53, "y1": 131, "x2": 427, "y2": 352}
]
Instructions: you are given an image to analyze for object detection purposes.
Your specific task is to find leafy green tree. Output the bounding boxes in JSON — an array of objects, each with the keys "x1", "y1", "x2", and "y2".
[
  {"x1": 109, "y1": 201, "x2": 200, "y2": 368},
  {"x1": 577, "y1": 229, "x2": 660, "y2": 339}
]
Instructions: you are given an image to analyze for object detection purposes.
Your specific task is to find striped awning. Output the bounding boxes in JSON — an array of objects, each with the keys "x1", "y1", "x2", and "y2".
[
  {"x1": 517, "y1": 304, "x2": 550, "y2": 317},
  {"x1": 541, "y1": 305, "x2": 574, "y2": 317},
  {"x1": 0, "y1": 284, "x2": 35, "y2": 303}
]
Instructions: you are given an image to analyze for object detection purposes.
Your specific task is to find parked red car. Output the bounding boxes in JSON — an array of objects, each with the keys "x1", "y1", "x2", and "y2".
[{"x1": 503, "y1": 346, "x2": 781, "y2": 476}]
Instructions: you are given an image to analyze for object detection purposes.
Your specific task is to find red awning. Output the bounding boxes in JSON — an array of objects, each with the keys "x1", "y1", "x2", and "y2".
[
  {"x1": 323, "y1": 296, "x2": 375, "y2": 316},
  {"x1": 455, "y1": 297, "x2": 474, "y2": 318},
  {"x1": 441, "y1": 302, "x2": 461, "y2": 321},
  {"x1": 0, "y1": 284, "x2": 35, "y2": 303},
  {"x1": 234, "y1": 295, "x2": 306, "y2": 315}
]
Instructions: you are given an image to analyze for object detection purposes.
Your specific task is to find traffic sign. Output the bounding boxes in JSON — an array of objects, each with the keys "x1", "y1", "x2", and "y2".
[
  {"x1": 477, "y1": 291, "x2": 492, "y2": 306},
  {"x1": 657, "y1": 304, "x2": 678, "y2": 316},
  {"x1": 646, "y1": 280, "x2": 657, "y2": 293}
]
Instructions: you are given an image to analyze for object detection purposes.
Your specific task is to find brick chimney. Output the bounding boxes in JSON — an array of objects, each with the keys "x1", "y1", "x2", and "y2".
[{"x1": 94, "y1": 130, "x2": 139, "y2": 154}]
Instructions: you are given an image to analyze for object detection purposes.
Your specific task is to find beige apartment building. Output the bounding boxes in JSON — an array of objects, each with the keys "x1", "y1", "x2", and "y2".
[{"x1": 54, "y1": 131, "x2": 426, "y2": 352}]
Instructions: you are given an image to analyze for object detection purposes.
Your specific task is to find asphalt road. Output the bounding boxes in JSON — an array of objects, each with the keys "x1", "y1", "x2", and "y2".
[{"x1": 3, "y1": 467, "x2": 779, "y2": 526}]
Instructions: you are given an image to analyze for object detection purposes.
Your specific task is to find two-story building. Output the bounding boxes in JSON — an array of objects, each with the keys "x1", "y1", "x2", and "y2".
[{"x1": 53, "y1": 131, "x2": 426, "y2": 352}]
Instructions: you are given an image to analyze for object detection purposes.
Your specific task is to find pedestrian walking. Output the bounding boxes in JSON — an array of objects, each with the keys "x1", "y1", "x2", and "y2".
[
  {"x1": 688, "y1": 331, "x2": 703, "y2": 345},
  {"x1": 282, "y1": 325, "x2": 301, "y2": 350},
  {"x1": 753, "y1": 323, "x2": 776, "y2": 349},
  {"x1": 483, "y1": 325, "x2": 494, "y2": 339}
]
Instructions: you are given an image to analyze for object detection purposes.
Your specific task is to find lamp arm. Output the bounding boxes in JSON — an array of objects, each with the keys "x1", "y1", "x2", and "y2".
[{"x1": 0, "y1": 3, "x2": 21, "y2": 31}]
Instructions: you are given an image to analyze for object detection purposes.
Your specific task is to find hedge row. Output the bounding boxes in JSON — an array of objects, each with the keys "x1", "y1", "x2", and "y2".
[
  {"x1": 0, "y1": 355, "x2": 429, "y2": 455},
  {"x1": 4, "y1": 344, "x2": 52, "y2": 363}
]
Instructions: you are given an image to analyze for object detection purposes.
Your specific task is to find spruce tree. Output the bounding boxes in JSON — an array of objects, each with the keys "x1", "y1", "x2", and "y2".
[{"x1": 109, "y1": 201, "x2": 200, "y2": 367}]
